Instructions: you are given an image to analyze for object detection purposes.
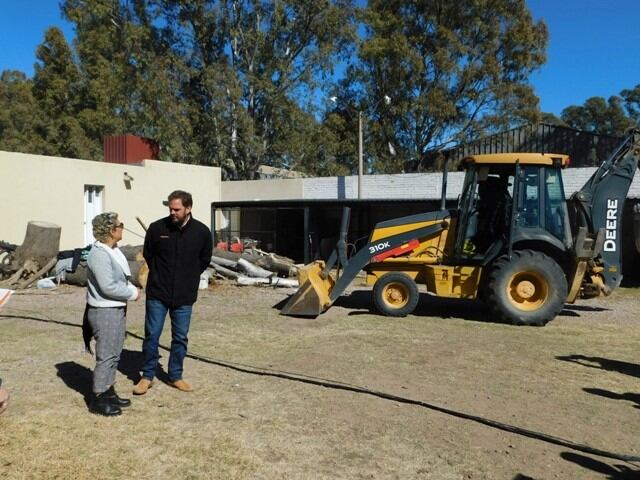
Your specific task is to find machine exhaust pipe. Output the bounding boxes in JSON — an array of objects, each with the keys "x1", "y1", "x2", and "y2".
[{"x1": 440, "y1": 158, "x2": 449, "y2": 211}]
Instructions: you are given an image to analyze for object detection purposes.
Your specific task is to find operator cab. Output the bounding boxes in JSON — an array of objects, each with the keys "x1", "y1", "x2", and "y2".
[{"x1": 454, "y1": 153, "x2": 571, "y2": 262}]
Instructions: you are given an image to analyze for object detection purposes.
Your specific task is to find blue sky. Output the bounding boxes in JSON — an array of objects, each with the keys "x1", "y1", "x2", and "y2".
[
  {"x1": 528, "y1": 0, "x2": 640, "y2": 114},
  {"x1": 1, "y1": 0, "x2": 639, "y2": 116}
]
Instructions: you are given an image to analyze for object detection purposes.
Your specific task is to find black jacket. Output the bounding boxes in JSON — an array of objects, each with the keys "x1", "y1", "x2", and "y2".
[{"x1": 143, "y1": 215, "x2": 213, "y2": 306}]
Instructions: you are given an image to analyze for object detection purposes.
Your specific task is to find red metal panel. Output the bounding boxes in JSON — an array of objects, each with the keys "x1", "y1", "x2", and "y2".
[{"x1": 103, "y1": 134, "x2": 159, "y2": 163}]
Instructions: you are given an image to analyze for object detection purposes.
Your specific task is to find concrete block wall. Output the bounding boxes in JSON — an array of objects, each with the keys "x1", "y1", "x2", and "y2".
[
  {"x1": 302, "y1": 172, "x2": 466, "y2": 200},
  {"x1": 301, "y1": 168, "x2": 640, "y2": 201}
]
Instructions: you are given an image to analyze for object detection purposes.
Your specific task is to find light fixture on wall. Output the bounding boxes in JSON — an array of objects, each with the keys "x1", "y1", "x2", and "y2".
[{"x1": 123, "y1": 171, "x2": 134, "y2": 190}]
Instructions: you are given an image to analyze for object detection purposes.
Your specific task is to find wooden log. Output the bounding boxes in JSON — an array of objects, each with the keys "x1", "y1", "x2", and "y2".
[
  {"x1": 0, "y1": 259, "x2": 38, "y2": 287},
  {"x1": 16, "y1": 257, "x2": 57, "y2": 290},
  {"x1": 199, "y1": 269, "x2": 213, "y2": 289},
  {"x1": 250, "y1": 255, "x2": 296, "y2": 277},
  {"x1": 268, "y1": 277, "x2": 299, "y2": 288},
  {"x1": 212, "y1": 248, "x2": 295, "y2": 277},
  {"x1": 64, "y1": 263, "x2": 87, "y2": 286},
  {"x1": 211, "y1": 263, "x2": 240, "y2": 279},
  {"x1": 237, "y1": 258, "x2": 273, "y2": 278},
  {"x1": 13, "y1": 221, "x2": 61, "y2": 272},
  {"x1": 128, "y1": 260, "x2": 148, "y2": 288},
  {"x1": 236, "y1": 276, "x2": 299, "y2": 287},
  {"x1": 212, "y1": 248, "x2": 243, "y2": 262},
  {"x1": 137, "y1": 262, "x2": 148, "y2": 289},
  {"x1": 210, "y1": 255, "x2": 238, "y2": 269},
  {"x1": 64, "y1": 260, "x2": 148, "y2": 288},
  {"x1": 236, "y1": 276, "x2": 270, "y2": 286},
  {"x1": 0, "y1": 267, "x2": 25, "y2": 287},
  {"x1": 119, "y1": 245, "x2": 144, "y2": 261},
  {"x1": 249, "y1": 248, "x2": 295, "y2": 265}
]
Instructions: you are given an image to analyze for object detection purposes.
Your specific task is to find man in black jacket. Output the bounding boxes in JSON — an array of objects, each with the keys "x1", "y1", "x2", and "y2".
[{"x1": 134, "y1": 190, "x2": 213, "y2": 395}]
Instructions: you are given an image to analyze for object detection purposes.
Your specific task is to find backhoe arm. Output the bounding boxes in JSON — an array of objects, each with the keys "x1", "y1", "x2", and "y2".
[{"x1": 570, "y1": 130, "x2": 640, "y2": 291}]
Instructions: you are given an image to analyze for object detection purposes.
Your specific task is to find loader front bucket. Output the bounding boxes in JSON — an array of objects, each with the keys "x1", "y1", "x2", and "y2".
[{"x1": 281, "y1": 261, "x2": 335, "y2": 316}]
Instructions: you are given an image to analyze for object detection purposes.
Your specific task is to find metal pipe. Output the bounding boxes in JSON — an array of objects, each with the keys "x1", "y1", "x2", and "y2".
[{"x1": 440, "y1": 158, "x2": 449, "y2": 210}]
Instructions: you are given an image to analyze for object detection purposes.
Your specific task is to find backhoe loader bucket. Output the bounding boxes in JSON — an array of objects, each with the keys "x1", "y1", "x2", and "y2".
[{"x1": 281, "y1": 261, "x2": 335, "y2": 316}]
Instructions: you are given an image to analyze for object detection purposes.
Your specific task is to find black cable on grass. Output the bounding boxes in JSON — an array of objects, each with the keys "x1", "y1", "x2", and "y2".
[{"x1": 3, "y1": 310, "x2": 640, "y2": 465}]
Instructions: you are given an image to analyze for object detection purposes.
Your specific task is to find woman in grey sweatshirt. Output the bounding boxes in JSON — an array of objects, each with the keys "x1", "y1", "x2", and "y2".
[{"x1": 85, "y1": 212, "x2": 139, "y2": 416}]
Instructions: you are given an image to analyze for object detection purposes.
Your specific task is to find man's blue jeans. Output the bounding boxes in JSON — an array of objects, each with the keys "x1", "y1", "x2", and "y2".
[{"x1": 141, "y1": 298, "x2": 192, "y2": 382}]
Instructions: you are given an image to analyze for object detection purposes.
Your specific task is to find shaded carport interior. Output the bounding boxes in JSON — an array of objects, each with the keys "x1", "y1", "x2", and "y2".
[
  {"x1": 212, "y1": 198, "x2": 640, "y2": 285},
  {"x1": 211, "y1": 199, "x2": 446, "y2": 264}
]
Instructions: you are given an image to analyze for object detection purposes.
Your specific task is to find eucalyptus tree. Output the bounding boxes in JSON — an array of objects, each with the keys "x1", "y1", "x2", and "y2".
[
  {"x1": 350, "y1": 0, "x2": 548, "y2": 172},
  {"x1": 32, "y1": 27, "x2": 96, "y2": 159},
  {"x1": 219, "y1": 0, "x2": 356, "y2": 178},
  {"x1": 0, "y1": 71, "x2": 49, "y2": 155},
  {"x1": 561, "y1": 96, "x2": 636, "y2": 136}
]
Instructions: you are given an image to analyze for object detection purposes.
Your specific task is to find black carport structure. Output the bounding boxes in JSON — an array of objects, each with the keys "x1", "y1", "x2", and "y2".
[
  {"x1": 211, "y1": 199, "x2": 447, "y2": 264},
  {"x1": 211, "y1": 197, "x2": 640, "y2": 284}
]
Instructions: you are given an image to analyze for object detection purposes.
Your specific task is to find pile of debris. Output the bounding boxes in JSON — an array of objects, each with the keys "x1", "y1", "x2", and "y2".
[
  {"x1": 0, "y1": 221, "x2": 61, "y2": 290},
  {"x1": 1, "y1": 221, "x2": 299, "y2": 291},
  {"x1": 208, "y1": 248, "x2": 299, "y2": 288}
]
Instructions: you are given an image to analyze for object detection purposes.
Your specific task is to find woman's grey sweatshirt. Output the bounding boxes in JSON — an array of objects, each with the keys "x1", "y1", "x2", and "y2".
[{"x1": 86, "y1": 246, "x2": 138, "y2": 307}]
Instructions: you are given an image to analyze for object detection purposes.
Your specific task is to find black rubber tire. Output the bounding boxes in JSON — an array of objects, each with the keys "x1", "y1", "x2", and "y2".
[
  {"x1": 372, "y1": 272, "x2": 420, "y2": 317},
  {"x1": 485, "y1": 250, "x2": 567, "y2": 326}
]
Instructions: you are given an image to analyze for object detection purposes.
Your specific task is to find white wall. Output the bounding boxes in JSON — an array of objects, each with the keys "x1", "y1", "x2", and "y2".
[
  {"x1": 1, "y1": 151, "x2": 221, "y2": 250},
  {"x1": 221, "y1": 177, "x2": 304, "y2": 201}
]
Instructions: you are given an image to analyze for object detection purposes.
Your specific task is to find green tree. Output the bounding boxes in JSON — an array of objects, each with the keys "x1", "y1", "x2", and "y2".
[
  {"x1": 62, "y1": 0, "x2": 141, "y2": 156},
  {"x1": 561, "y1": 96, "x2": 635, "y2": 136},
  {"x1": 347, "y1": 0, "x2": 547, "y2": 173},
  {"x1": 621, "y1": 84, "x2": 640, "y2": 126},
  {"x1": 70, "y1": 0, "x2": 357, "y2": 178},
  {"x1": 218, "y1": 0, "x2": 356, "y2": 178},
  {"x1": 32, "y1": 27, "x2": 96, "y2": 158},
  {"x1": 0, "y1": 71, "x2": 48, "y2": 154},
  {"x1": 540, "y1": 112, "x2": 566, "y2": 126}
]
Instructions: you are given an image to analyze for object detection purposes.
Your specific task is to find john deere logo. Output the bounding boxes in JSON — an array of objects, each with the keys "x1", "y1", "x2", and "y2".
[{"x1": 603, "y1": 199, "x2": 618, "y2": 252}]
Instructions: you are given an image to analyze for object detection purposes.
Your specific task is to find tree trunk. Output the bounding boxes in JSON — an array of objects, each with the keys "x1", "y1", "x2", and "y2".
[
  {"x1": 64, "y1": 263, "x2": 88, "y2": 286},
  {"x1": 237, "y1": 258, "x2": 273, "y2": 278},
  {"x1": 64, "y1": 260, "x2": 148, "y2": 288},
  {"x1": 212, "y1": 248, "x2": 295, "y2": 277},
  {"x1": 130, "y1": 261, "x2": 148, "y2": 288},
  {"x1": 13, "y1": 221, "x2": 61, "y2": 271},
  {"x1": 16, "y1": 257, "x2": 57, "y2": 290},
  {"x1": 210, "y1": 255, "x2": 238, "y2": 269},
  {"x1": 211, "y1": 263, "x2": 240, "y2": 279},
  {"x1": 120, "y1": 245, "x2": 144, "y2": 262},
  {"x1": 236, "y1": 276, "x2": 298, "y2": 288},
  {"x1": 250, "y1": 255, "x2": 296, "y2": 277}
]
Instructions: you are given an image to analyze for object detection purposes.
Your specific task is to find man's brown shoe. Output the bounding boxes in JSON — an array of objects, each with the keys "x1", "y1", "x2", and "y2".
[
  {"x1": 169, "y1": 379, "x2": 193, "y2": 392},
  {"x1": 133, "y1": 378, "x2": 153, "y2": 395}
]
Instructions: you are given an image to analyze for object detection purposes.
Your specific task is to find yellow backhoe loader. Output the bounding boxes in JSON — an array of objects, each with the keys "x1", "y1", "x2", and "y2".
[{"x1": 282, "y1": 131, "x2": 640, "y2": 326}]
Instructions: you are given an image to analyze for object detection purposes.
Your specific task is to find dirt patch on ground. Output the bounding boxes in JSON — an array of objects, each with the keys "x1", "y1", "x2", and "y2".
[{"x1": 1, "y1": 283, "x2": 639, "y2": 479}]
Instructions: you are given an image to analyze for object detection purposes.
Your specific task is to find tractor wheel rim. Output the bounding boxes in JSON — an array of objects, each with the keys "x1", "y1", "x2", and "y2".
[
  {"x1": 383, "y1": 282, "x2": 409, "y2": 308},
  {"x1": 507, "y1": 271, "x2": 549, "y2": 311}
]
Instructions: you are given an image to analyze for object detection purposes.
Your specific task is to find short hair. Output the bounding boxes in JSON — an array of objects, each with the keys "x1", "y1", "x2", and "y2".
[
  {"x1": 168, "y1": 190, "x2": 193, "y2": 208},
  {"x1": 92, "y1": 212, "x2": 120, "y2": 242}
]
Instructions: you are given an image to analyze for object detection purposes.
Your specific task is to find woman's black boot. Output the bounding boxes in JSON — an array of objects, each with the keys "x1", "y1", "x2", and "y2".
[
  {"x1": 104, "y1": 386, "x2": 131, "y2": 408},
  {"x1": 89, "y1": 391, "x2": 122, "y2": 416}
]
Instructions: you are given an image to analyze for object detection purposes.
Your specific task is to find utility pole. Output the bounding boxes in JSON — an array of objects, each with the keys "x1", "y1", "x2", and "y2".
[{"x1": 358, "y1": 110, "x2": 364, "y2": 199}]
